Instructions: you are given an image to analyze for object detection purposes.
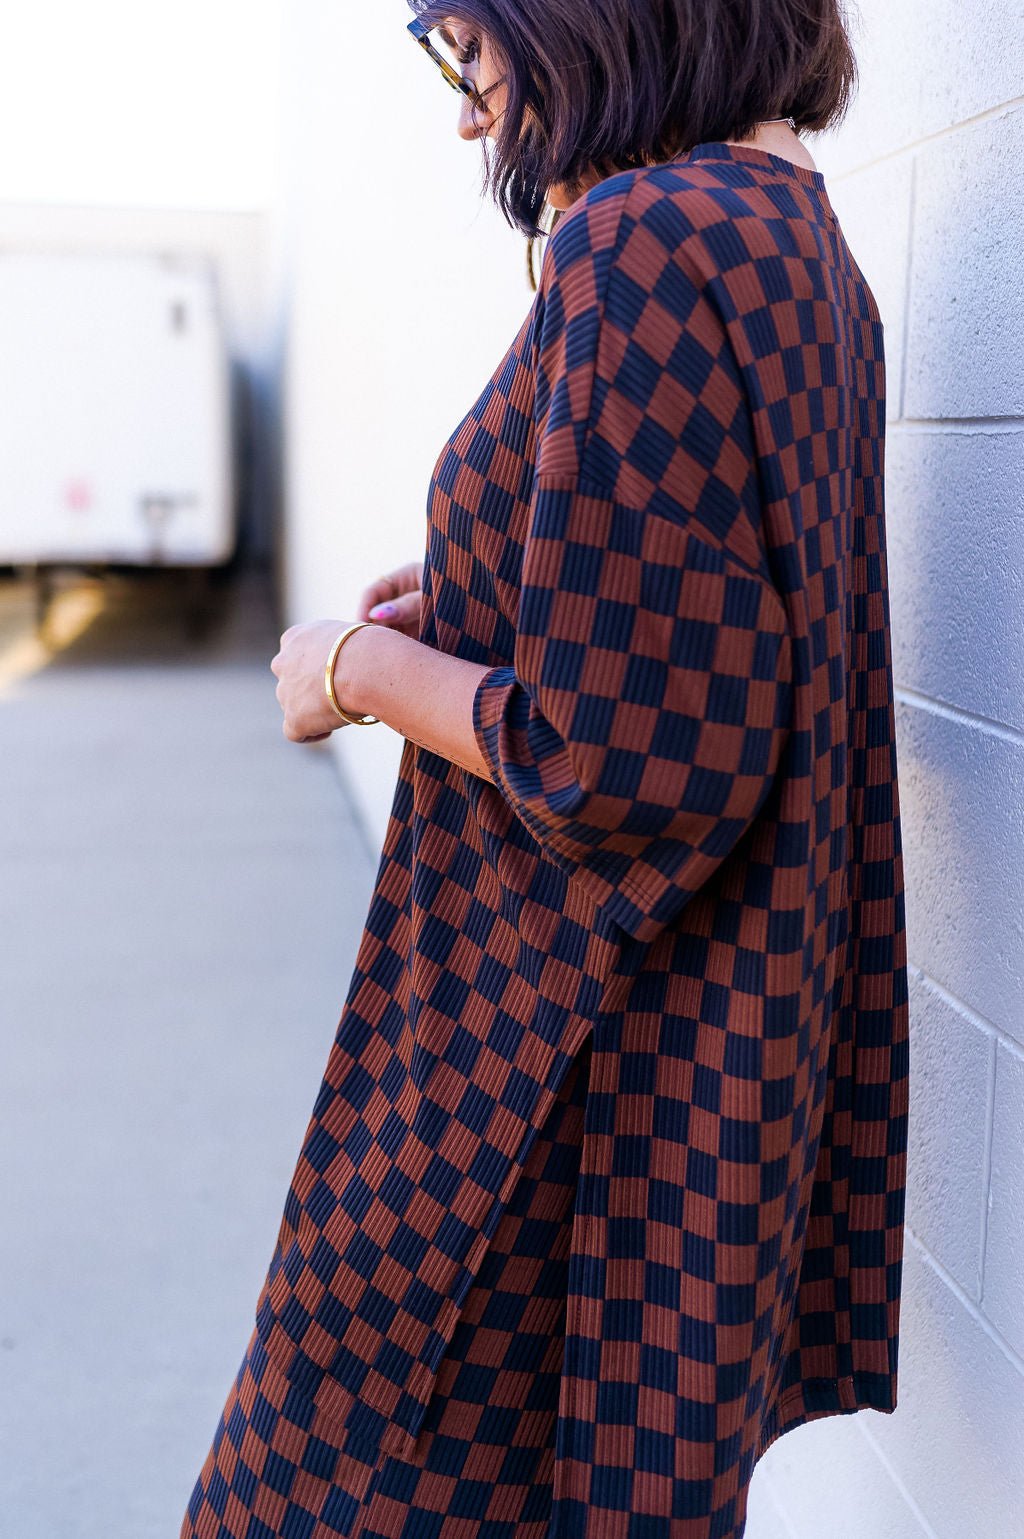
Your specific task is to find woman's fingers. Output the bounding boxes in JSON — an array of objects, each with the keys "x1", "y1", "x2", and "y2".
[
  {"x1": 355, "y1": 562, "x2": 425, "y2": 634},
  {"x1": 367, "y1": 588, "x2": 422, "y2": 635},
  {"x1": 356, "y1": 562, "x2": 423, "y2": 622}
]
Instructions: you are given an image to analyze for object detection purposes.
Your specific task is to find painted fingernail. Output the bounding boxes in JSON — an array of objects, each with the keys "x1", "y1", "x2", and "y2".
[{"x1": 369, "y1": 603, "x2": 396, "y2": 618}]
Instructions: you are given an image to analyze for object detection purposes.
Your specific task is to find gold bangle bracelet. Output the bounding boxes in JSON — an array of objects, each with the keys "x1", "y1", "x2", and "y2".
[{"x1": 324, "y1": 622, "x2": 381, "y2": 726}]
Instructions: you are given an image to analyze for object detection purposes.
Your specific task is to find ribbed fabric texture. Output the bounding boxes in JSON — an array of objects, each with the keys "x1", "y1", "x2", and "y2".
[{"x1": 182, "y1": 142, "x2": 909, "y2": 1539}]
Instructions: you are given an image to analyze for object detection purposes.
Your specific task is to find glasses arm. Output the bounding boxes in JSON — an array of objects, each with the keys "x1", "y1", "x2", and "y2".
[{"x1": 407, "y1": 17, "x2": 481, "y2": 102}]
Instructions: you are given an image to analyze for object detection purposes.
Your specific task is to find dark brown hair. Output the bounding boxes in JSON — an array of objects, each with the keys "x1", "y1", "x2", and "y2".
[{"x1": 408, "y1": 0, "x2": 857, "y2": 246}]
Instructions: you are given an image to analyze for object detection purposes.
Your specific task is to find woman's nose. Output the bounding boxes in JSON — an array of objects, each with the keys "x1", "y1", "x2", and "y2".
[{"x1": 457, "y1": 88, "x2": 492, "y2": 141}]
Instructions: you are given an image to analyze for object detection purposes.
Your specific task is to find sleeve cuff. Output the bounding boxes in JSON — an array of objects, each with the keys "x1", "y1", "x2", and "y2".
[{"x1": 471, "y1": 664, "x2": 518, "y2": 785}]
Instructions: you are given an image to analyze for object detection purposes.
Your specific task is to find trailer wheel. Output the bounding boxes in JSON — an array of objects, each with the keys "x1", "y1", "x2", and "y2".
[
  {"x1": 183, "y1": 566, "x2": 216, "y2": 642},
  {"x1": 33, "y1": 564, "x2": 55, "y2": 640}
]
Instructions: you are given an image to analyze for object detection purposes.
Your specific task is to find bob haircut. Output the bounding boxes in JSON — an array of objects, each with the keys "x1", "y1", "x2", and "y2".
[{"x1": 407, "y1": 0, "x2": 857, "y2": 246}]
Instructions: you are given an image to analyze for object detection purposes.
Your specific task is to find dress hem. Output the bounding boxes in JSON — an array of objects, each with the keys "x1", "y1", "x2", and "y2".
[{"x1": 757, "y1": 1372, "x2": 898, "y2": 1461}]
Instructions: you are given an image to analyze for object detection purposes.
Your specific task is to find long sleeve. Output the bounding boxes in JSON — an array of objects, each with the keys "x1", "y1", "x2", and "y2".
[{"x1": 472, "y1": 182, "x2": 793, "y2": 944}]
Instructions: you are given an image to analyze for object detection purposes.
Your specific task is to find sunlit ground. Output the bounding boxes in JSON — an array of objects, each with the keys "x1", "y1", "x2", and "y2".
[{"x1": 0, "y1": 576, "x2": 107, "y2": 693}]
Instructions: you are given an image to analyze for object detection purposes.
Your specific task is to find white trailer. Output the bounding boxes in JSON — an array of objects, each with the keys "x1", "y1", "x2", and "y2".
[{"x1": 0, "y1": 249, "x2": 235, "y2": 627}]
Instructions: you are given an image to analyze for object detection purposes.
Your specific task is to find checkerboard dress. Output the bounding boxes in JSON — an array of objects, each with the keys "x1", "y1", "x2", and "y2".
[{"x1": 181, "y1": 142, "x2": 910, "y2": 1539}]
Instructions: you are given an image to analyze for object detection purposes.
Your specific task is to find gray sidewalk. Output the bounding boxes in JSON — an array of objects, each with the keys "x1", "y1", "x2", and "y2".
[{"x1": 0, "y1": 567, "x2": 379, "y2": 1538}]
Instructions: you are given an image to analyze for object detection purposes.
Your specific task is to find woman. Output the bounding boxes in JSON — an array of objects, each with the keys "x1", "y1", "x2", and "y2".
[{"x1": 181, "y1": 3, "x2": 909, "y2": 1536}]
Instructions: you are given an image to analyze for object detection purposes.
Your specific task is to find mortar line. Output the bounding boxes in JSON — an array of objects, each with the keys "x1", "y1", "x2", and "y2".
[
  {"x1": 904, "y1": 1225, "x2": 1024, "y2": 1379},
  {"x1": 853, "y1": 1414, "x2": 941, "y2": 1539},
  {"x1": 897, "y1": 157, "x2": 916, "y2": 422},
  {"x1": 888, "y1": 416, "x2": 1024, "y2": 435},
  {"x1": 826, "y1": 95, "x2": 1024, "y2": 183},
  {"x1": 762, "y1": 1481, "x2": 801, "y2": 1539},
  {"x1": 977, "y1": 1033, "x2": 998, "y2": 1306},
  {"x1": 905, "y1": 962, "x2": 1023, "y2": 1057},
  {"x1": 894, "y1": 686, "x2": 1024, "y2": 748},
  {"x1": 843, "y1": 1409, "x2": 942, "y2": 1539}
]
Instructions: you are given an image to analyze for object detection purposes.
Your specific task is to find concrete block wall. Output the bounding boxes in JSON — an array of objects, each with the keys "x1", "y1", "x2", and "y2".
[{"x1": 748, "y1": 3, "x2": 1024, "y2": 1535}]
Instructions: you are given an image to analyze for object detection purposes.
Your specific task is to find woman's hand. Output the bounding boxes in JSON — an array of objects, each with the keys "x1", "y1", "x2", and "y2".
[
  {"x1": 271, "y1": 561, "x2": 423, "y2": 744},
  {"x1": 358, "y1": 561, "x2": 424, "y2": 638},
  {"x1": 271, "y1": 618, "x2": 371, "y2": 744},
  {"x1": 269, "y1": 558, "x2": 493, "y2": 782},
  {"x1": 273, "y1": 594, "x2": 495, "y2": 779}
]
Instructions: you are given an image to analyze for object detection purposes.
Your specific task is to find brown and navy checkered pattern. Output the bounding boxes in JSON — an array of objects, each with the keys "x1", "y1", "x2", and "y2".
[{"x1": 182, "y1": 142, "x2": 909, "y2": 1538}]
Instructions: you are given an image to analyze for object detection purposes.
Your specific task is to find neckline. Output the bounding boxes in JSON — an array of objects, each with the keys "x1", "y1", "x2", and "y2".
[{"x1": 684, "y1": 139, "x2": 829, "y2": 192}]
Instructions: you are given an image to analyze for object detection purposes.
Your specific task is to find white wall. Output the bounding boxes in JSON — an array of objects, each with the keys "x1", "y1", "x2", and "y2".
[
  {"x1": 750, "y1": 5, "x2": 1024, "y2": 1536},
  {"x1": 275, "y1": 0, "x2": 533, "y2": 836}
]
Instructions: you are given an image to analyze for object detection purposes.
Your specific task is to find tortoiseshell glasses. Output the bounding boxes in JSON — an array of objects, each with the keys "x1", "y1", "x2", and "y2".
[{"x1": 407, "y1": 16, "x2": 484, "y2": 106}]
